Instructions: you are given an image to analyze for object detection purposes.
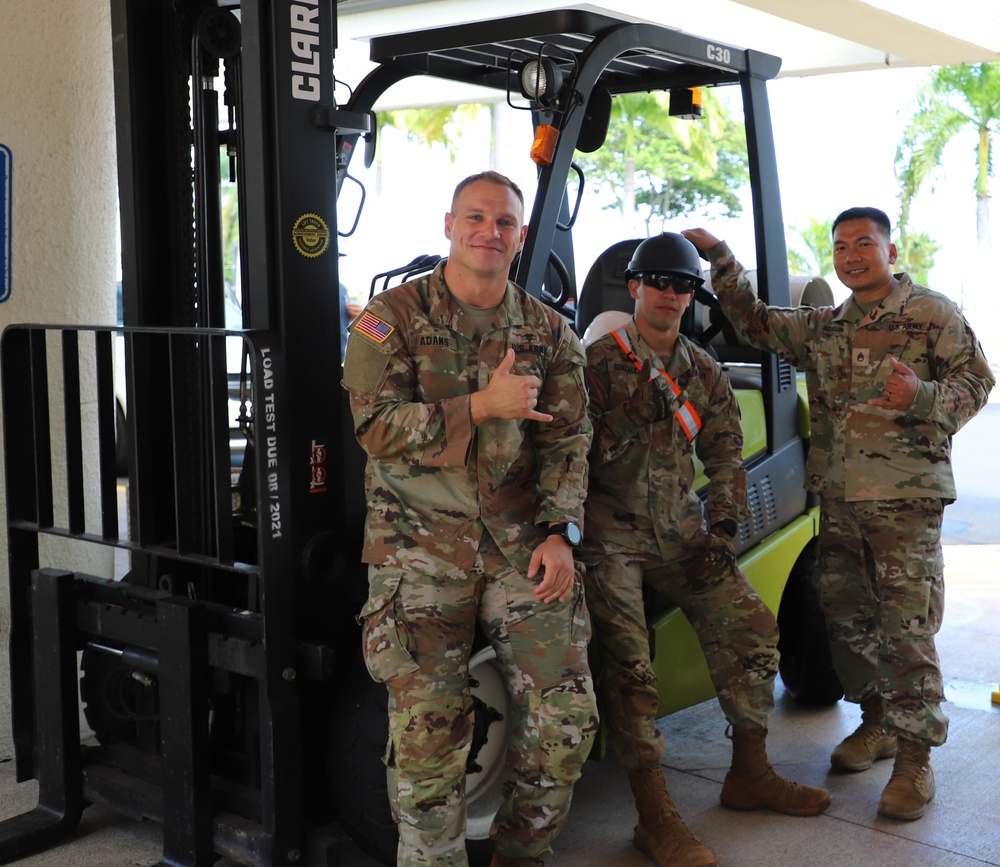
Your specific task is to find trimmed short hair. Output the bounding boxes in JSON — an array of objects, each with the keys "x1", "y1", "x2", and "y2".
[
  {"x1": 451, "y1": 171, "x2": 525, "y2": 212},
  {"x1": 832, "y1": 206, "x2": 891, "y2": 239}
]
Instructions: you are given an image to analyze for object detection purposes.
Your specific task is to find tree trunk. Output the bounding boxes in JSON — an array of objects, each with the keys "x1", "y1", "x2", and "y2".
[
  {"x1": 976, "y1": 192, "x2": 991, "y2": 249},
  {"x1": 976, "y1": 124, "x2": 991, "y2": 248}
]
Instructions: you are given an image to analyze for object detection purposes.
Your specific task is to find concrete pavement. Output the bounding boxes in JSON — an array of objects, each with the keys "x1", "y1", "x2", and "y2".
[{"x1": 2, "y1": 544, "x2": 997, "y2": 867}]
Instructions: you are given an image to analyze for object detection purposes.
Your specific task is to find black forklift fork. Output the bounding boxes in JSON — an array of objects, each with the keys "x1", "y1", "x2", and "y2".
[{"x1": 0, "y1": 325, "x2": 318, "y2": 866}]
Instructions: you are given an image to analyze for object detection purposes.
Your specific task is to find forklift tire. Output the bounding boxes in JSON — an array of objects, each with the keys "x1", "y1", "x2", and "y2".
[
  {"x1": 777, "y1": 539, "x2": 844, "y2": 706},
  {"x1": 330, "y1": 644, "x2": 513, "y2": 867}
]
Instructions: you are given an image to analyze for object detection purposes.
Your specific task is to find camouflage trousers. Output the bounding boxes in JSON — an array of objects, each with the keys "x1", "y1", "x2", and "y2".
[
  {"x1": 584, "y1": 538, "x2": 778, "y2": 771},
  {"x1": 816, "y1": 496, "x2": 948, "y2": 746},
  {"x1": 359, "y1": 533, "x2": 598, "y2": 867}
]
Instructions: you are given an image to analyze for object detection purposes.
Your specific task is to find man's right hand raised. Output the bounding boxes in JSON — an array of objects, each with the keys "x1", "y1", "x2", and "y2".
[
  {"x1": 680, "y1": 228, "x2": 722, "y2": 258},
  {"x1": 471, "y1": 349, "x2": 554, "y2": 425}
]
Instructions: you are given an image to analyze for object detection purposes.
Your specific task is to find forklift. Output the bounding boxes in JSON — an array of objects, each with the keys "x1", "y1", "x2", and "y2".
[{"x1": 0, "y1": 3, "x2": 839, "y2": 865}]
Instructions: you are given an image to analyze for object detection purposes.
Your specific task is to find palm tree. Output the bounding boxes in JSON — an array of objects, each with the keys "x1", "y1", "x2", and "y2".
[
  {"x1": 372, "y1": 103, "x2": 499, "y2": 198},
  {"x1": 787, "y1": 216, "x2": 834, "y2": 277},
  {"x1": 894, "y1": 226, "x2": 940, "y2": 286},
  {"x1": 379, "y1": 104, "x2": 484, "y2": 159},
  {"x1": 895, "y1": 63, "x2": 1000, "y2": 248}
]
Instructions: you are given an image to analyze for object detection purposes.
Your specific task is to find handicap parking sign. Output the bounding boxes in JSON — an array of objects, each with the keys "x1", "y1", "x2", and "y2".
[{"x1": 1, "y1": 144, "x2": 9, "y2": 303}]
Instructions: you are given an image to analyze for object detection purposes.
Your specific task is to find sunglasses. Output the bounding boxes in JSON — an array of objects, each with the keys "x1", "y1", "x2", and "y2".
[{"x1": 640, "y1": 272, "x2": 700, "y2": 294}]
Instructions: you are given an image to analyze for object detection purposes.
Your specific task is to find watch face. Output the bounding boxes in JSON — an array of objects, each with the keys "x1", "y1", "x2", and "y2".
[{"x1": 565, "y1": 522, "x2": 582, "y2": 546}]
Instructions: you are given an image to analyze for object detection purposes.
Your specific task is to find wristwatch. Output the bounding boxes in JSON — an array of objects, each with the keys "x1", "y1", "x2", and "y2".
[{"x1": 547, "y1": 522, "x2": 582, "y2": 548}]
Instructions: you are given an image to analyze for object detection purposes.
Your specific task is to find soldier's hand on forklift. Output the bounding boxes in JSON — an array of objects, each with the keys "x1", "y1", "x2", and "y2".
[
  {"x1": 681, "y1": 228, "x2": 722, "y2": 259},
  {"x1": 621, "y1": 359, "x2": 672, "y2": 427},
  {"x1": 471, "y1": 349, "x2": 554, "y2": 424},
  {"x1": 527, "y1": 536, "x2": 577, "y2": 603}
]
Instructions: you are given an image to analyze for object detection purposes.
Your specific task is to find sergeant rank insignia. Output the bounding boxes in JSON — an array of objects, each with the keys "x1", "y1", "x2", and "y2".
[{"x1": 355, "y1": 311, "x2": 395, "y2": 343}]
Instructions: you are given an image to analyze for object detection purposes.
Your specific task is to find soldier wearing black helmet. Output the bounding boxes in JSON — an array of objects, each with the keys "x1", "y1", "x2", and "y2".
[{"x1": 581, "y1": 233, "x2": 830, "y2": 867}]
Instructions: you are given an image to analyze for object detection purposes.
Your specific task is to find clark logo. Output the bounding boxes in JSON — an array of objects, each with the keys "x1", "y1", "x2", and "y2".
[{"x1": 292, "y1": 212, "x2": 329, "y2": 258}]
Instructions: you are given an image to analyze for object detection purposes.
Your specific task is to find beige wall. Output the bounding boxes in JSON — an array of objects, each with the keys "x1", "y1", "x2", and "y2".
[{"x1": 0, "y1": 1, "x2": 119, "y2": 759}]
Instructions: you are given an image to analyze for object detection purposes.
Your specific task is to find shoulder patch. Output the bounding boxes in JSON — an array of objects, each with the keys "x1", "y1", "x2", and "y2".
[{"x1": 354, "y1": 311, "x2": 395, "y2": 344}]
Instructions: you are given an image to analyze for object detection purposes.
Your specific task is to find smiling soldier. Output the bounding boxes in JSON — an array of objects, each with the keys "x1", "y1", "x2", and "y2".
[
  {"x1": 684, "y1": 208, "x2": 995, "y2": 823},
  {"x1": 343, "y1": 171, "x2": 597, "y2": 867}
]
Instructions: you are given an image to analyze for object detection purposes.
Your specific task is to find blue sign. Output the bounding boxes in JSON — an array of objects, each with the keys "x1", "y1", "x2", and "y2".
[{"x1": 1, "y1": 144, "x2": 9, "y2": 303}]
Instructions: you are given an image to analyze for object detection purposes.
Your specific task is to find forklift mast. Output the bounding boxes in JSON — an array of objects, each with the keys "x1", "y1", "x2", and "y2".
[{"x1": 2, "y1": 1, "x2": 368, "y2": 864}]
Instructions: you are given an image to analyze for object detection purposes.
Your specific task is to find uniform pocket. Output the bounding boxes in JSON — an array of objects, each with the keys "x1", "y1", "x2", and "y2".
[
  {"x1": 358, "y1": 570, "x2": 419, "y2": 684},
  {"x1": 900, "y1": 544, "x2": 944, "y2": 637}
]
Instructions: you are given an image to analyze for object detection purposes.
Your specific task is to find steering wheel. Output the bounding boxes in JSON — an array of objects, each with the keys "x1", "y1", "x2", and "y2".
[{"x1": 510, "y1": 249, "x2": 575, "y2": 311}]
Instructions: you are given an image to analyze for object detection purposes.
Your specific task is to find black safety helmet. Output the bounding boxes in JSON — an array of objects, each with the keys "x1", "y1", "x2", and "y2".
[{"x1": 626, "y1": 232, "x2": 704, "y2": 284}]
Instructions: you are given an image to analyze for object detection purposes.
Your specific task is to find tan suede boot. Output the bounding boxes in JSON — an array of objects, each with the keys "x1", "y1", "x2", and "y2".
[
  {"x1": 489, "y1": 853, "x2": 544, "y2": 867},
  {"x1": 627, "y1": 764, "x2": 716, "y2": 867},
  {"x1": 877, "y1": 738, "x2": 935, "y2": 820},
  {"x1": 830, "y1": 695, "x2": 897, "y2": 771},
  {"x1": 720, "y1": 727, "x2": 831, "y2": 816}
]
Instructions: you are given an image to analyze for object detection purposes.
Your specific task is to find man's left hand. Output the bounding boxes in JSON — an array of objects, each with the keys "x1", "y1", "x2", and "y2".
[
  {"x1": 868, "y1": 356, "x2": 918, "y2": 411},
  {"x1": 527, "y1": 536, "x2": 577, "y2": 603}
]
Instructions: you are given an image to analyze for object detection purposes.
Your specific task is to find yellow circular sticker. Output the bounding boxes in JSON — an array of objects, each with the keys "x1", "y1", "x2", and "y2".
[{"x1": 291, "y1": 212, "x2": 330, "y2": 258}]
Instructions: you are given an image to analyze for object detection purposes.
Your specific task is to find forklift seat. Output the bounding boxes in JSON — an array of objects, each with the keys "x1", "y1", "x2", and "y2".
[{"x1": 575, "y1": 239, "x2": 641, "y2": 338}]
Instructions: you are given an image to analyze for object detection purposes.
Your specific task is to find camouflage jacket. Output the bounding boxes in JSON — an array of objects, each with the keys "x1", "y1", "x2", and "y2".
[
  {"x1": 342, "y1": 262, "x2": 592, "y2": 576},
  {"x1": 708, "y1": 241, "x2": 995, "y2": 501},
  {"x1": 583, "y1": 318, "x2": 748, "y2": 558}
]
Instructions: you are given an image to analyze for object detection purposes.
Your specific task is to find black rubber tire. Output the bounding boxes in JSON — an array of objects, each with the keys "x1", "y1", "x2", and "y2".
[
  {"x1": 329, "y1": 663, "x2": 397, "y2": 866},
  {"x1": 777, "y1": 539, "x2": 845, "y2": 706},
  {"x1": 330, "y1": 656, "x2": 502, "y2": 867}
]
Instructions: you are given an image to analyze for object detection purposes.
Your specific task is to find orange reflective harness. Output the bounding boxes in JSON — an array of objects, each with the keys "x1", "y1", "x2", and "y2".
[{"x1": 610, "y1": 327, "x2": 702, "y2": 442}]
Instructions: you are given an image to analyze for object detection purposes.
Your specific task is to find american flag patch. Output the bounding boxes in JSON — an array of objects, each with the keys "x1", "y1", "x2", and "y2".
[{"x1": 355, "y1": 311, "x2": 395, "y2": 343}]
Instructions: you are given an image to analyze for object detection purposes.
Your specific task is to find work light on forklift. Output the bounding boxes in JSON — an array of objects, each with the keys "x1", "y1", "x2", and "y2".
[{"x1": 518, "y1": 58, "x2": 564, "y2": 107}]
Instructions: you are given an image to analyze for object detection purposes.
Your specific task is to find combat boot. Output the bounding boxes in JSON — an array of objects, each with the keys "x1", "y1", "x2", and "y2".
[
  {"x1": 627, "y1": 764, "x2": 716, "y2": 867},
  {"x1": 720, "y1": 727, "x2": 831, "y2": 816},
  {"x1": 489, "y1": 853, "x2": 544, "y2": 867},
  {"x1": 830, "y1": 695, "x2": 897, "y2": 771},
  {"x1": 877, "y1": 738, "x2": 935, "y2": 820}
]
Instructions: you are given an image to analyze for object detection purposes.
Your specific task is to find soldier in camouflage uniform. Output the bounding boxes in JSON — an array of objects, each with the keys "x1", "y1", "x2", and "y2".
[
  {"x1": 342, "y1": 171, "x2": 598, "y2": 867},
  {"x1": 582, "y1": 233, "x2": 830, "y2": 867},
  {"x1": 684, "y1": 208, "x2": 995, "y2": 822}
]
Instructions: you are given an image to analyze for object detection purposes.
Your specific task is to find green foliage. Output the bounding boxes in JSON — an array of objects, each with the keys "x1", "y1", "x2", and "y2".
[
  {"x1": 370, "y1": 92, "x2": 748, "y2": 234},
  {"x1": 378, "y1": 104, "x2": 489, "y2": 163},
  {"x1": 896, "y1": 62, "x2": 1000, "y2": 246},
  {"x1": 574, "y1": 88, "x2": 749, "y2": 231},
  {"x1": 894, "y1": 227, "x2": 940, "y2": 286},
  {"x1": 787, "y1": 217, "x2": 833, "y2": 277}
]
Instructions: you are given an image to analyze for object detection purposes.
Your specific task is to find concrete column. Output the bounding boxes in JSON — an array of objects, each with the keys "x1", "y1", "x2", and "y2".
[{"x1": 0, "y1": 1, "x2": 118, "y2": 758}]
